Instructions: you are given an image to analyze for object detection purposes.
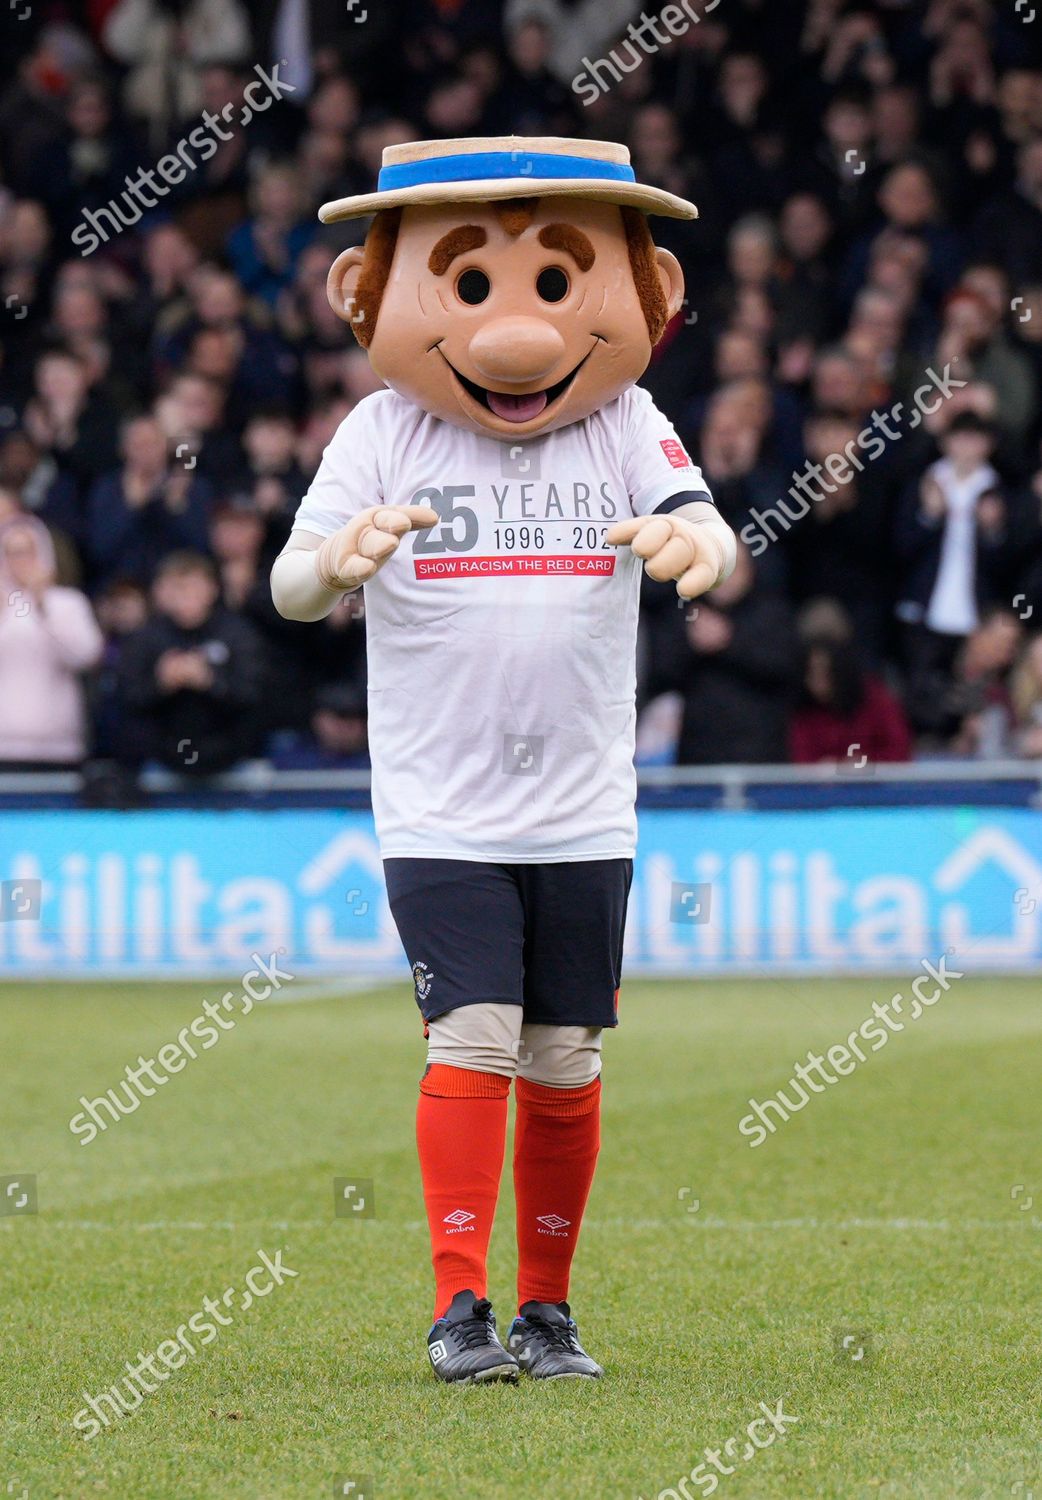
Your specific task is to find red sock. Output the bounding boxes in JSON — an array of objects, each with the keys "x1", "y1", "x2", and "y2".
[
  {"x1": 514, "y1": 1076, "x2": 601, "y2": 1309},
  {"x1": 416, "y1": 1063, "x2": 510, "y2": 1320}
]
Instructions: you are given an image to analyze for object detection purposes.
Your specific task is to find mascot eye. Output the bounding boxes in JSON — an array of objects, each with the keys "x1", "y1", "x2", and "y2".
[
  {"x1": 456, "y1": 268, "x2": 491, "y2": 304},
  {"x1": 536, "y1": 266, "x2": 569, "y2": 302}
]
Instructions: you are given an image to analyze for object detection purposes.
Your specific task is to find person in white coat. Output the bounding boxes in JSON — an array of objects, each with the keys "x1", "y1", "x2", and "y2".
[{"x1": 0, "y1": 516, "x2": 103, "y2": 767}]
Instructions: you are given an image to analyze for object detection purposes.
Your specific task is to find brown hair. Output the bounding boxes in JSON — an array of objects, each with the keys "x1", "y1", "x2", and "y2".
[
  {"x1": 349, "y1": 199, "x2": 669, "y2": 348},
  {"x1": 620, "y1": 207, "x2": 669, "y2": 344},
  {"x1": 350, "y1": 207, "x2": 401, "y2": 349},
  {"x1": 155, "y1": 550, "x2": 218, "y2": 583}
]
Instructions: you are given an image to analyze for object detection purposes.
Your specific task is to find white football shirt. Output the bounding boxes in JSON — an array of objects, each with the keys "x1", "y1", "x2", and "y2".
[{"x1": 293, "y1": 385, "x2": 710, "y2": 861}]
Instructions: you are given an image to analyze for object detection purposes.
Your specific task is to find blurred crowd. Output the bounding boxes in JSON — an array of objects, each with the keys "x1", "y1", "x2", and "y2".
[{"x1": 2, "y1": 0, "x2": 1042, "y2": 781}]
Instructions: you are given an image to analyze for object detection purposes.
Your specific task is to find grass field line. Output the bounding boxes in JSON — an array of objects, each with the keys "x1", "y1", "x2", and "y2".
[{"x1": 2, "y1": 1215, "x2": 1036, "y2": 1233}]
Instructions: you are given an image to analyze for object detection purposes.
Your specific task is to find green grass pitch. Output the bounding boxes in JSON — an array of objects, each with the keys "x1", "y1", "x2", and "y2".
[{"x1": 1, "y1": 975, "x2": 1039, "y2": 1499}]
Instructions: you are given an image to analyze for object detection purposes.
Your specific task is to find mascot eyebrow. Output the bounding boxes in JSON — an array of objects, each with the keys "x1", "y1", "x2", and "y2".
[
  {"x1": 353, "y1": 197, "x2": 668, "y2": 348},
  {"x1": 428, "y1": 225, "x2": 487, "y2": 276},
  {"x1": 537, "y1": 224, "x2": 596, "y2": 272},
  {"x1": 427, "y1": 222, "x2": 597, "y2": 277}
]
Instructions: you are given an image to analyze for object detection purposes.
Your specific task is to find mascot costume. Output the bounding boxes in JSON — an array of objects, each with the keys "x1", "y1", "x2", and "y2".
[{"x1": 272, "y1": 136, "x2": 736, "y2": 1383}]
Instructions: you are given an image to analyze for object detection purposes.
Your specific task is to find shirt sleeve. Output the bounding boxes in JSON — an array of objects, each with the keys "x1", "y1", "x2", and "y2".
[
  {"x1": 290, "y1": 393, "x2": 388, "y2": 538},
  {"x1": 621, "y1": 386, "x2": 714, "y2": 516}
]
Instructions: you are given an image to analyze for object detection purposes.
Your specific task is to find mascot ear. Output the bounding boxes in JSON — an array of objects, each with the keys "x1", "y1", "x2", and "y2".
[
  {"x1": 654, "y1": 248, "x2": 685, "y2": 324},
  {"x1": 327, "y1": 245, "x2": 367, "y2": 329}
]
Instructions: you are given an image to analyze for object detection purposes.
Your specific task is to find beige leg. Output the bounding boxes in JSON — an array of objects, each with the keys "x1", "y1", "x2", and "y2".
[
  {"x1": 425, "y1": 1002, "x2": 525, "y2": 1078},
  {"x1": 516, "y1": 1024, "x2": 603, "y2": 1087}
]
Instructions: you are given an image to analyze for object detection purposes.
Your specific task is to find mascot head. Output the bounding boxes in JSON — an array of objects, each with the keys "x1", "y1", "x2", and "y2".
[{"x1": 319, "y1": 136, "x2": 697, "y2": 440}]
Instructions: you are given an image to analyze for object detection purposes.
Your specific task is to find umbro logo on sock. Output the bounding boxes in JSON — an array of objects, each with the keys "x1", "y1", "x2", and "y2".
[
  {"x1": 443, "y1": 1209, "x2": 476, "y2": 1233},
  {"x1": 536, "y1": 1213, "x2": 571, "y2": 1236}
]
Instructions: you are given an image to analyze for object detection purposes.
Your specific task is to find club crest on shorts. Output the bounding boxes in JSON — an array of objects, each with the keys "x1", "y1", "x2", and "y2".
[{"x1": 412, "y1": 961, "x2": 434, "y2": 1001}]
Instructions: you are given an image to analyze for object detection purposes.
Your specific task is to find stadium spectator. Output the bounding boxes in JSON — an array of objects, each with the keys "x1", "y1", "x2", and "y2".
[
  {"x1": 0, "y1": 485, "x2": 21, "y2": 526},
  {"x1": 226, "y1": 163, "x2": 316, "y2": 307},
  {"x1": 274, "y1": 677, "x2": 370, "y2": 769},
  {"x1": 895, "y1": 412, "x2": 1014, "y2": 731},
  {"x1": 116, "y1": 551, "x2": 265, "y2": 774},
  {"x1": 872, "y1": 83, "x2": 923, "y2": 168},
  {"x1": 92, "y1": 576, "x2": 150, "y2": 762},
  {"x1": 936, "y1": 281, "x2": 1037, "y2": 449},
  {"x1": 35, "y1": 77, "x2": 138, "y2": 246},
  {"x1": 1010, "y1": 634, "x2": 1042, "y2": 759},
  {"x1": 945, "y1": 608, "x2": 1022, "y2": 758},
  {"x1": 673, "y1": 543, "x2": 800, "y2": 765},
  {"x1": 0, "y1": 516, "x2": 103, "y2": 767},
  {"x1": 154, "y1": 371, "x2": 242, "y2": 489},
  {"x1": 843, "y1": 158, "x2": 964, "y2": 314},
  {"x1": 1009, "y1": 440, "x2": 1042, "y2": 622},
  {"x1": 809, "y1": 346, "x2": 873, "y2": 423},
  {"x1": 24, "y1": 348, "x2": 119, "y2": 490},
  {"x1": 498, "y1": 16, "x2": 573, "y2": 133},
  {"x1": 0, "y1": 430, "x2": 80, "y2": 546},
  {"x1": 153, "y1": 268, "x2": 296, "y2": 417},
  {"x1": 86, "y1": 415, "x2": 212, "y2": 589},
  {"x1": 775, "y1": 191, "x2": 835, "y2": 344},
  {"x1": 973, "y1": 138, "x2": 1042, "y2": 287},
  {"x1": 801, "y1": 86, "x2": 878, "y2": 236},
  {"x1": 102, "y1": 0, "x2": 251, "y2": 144},
  {"x1": 139, "y1": 224, "x2": 201, "y2": 315},
  {"x1": 0, "y1": 198, "x2": 53, "y2": 368},
  {"x1": 238, "y1": 411, "x2": 306, "y2": 536},
  {"x1": 210, "y1": 495, "x2": 266, "y2": 609},
  {"x1": 691, "y1": 387, "x2": 784, "y2": 531},
  {"x1": 790, "y1": 637, "x2": 911, "y2": 764},
  {"x1": 786, "y1": 408, "x2": 893, "y2": 661}
]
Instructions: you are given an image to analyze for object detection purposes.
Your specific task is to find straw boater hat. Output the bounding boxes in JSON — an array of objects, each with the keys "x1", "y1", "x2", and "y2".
[{"x1": 318, "y1": 135, "x2": 698, "y2": 223}]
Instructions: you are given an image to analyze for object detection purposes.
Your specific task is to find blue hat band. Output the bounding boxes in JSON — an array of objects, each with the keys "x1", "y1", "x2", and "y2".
[{"x1": 377, "y1": 150, "x2": 636, "y2": 193}]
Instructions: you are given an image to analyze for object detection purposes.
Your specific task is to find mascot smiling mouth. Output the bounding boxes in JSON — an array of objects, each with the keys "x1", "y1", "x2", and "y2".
[{"x1": 437, "y1": 348, "x2": 594, "y2": 423}]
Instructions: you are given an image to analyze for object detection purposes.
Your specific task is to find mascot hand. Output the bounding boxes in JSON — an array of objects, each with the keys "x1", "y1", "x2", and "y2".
[
  {"x1": 315, "y1": 504, "x2": 440, "y2": 591},
  {"x1": 606, "y1": 513, "x2": 724, "y2": 599}
]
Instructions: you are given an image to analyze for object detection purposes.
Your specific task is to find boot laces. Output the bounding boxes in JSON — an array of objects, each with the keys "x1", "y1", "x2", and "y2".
[
  {"x1": 528, "y1": 1313, "x2": 581, "y2": 1353},
  {"x1": 453, "y1": 1299, "x2": 497, "y2": 1350}
]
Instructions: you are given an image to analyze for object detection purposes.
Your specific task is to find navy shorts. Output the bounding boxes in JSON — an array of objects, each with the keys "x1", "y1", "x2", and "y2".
[{"x1": 383, "y1": 857, "x2": 633, "y2": 1028}]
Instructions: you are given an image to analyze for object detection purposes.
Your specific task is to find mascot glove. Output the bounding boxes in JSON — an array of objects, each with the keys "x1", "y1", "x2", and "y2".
[
  {"x1": 314, "y1": 504, "x2": 440, "y2": 591},
  {"x1": 606, "y1": 512, "x2": 728, "y2": 599}
]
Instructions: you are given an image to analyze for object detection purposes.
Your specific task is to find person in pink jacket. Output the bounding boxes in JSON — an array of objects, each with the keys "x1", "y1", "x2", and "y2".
[{"x1": 0, "y1": 516, "x2": 103, "y2": 767}]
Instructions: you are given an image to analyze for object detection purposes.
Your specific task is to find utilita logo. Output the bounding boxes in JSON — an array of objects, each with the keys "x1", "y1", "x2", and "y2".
[
  {"x1": 659, "y1": 438, "x2": 691, "y2": 469},
  {"x1": 443, "y1": 1209, "x2": 475, "y2": 1234},
  {"x1": 536, "y1": 1213, "x2": 571, "y2": 1237}
]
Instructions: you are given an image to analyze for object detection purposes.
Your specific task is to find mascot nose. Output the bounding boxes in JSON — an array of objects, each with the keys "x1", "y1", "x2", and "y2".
[{"x1": 467, "y1": 317, "x2": 567, "y2": 384}]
